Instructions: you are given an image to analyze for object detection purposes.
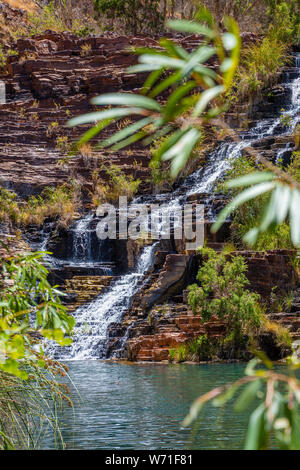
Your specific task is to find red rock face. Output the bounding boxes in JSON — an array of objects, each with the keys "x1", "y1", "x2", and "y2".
[
  {"x1": 0, "y1": 31, "x2": 207, "y2": 195},
  {"x1": 126, "y1": 314, "x2": 226, "y2": 362},
  {"x1": 231, "y1": 250, "x2": 298, "y2": 300}
]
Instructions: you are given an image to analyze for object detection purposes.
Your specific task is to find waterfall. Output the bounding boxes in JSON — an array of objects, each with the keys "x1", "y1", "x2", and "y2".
[
  {"x1": 48, "y1": 54, "x2": 300, "y2": 360},
  {"x1": 72, "y1": 213, "x2": 94, "y2": 264},
  {"x1": 47, "y1": 244, "x2": 157, "y2": 360}
]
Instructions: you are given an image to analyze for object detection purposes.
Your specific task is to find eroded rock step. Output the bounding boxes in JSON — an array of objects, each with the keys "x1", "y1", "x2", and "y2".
[{"x1": 61, "y1": 274, "x2": 116, "y2": 312}]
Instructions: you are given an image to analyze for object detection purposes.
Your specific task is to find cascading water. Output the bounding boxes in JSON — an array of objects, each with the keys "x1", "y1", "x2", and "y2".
[
  {"x1": 47, "y1": 244, "x2": 157, "y2": 359},
  {"x1": 49, "y1": 53, "x2": 300, "y2": 361},
  {"x1": 72, "y1": 213, "x2": 94, "y2": 263}
]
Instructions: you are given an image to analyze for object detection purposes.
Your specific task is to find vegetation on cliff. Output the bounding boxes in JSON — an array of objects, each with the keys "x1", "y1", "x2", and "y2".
[
  {"x1": 0, "y1": 185, "x2": 80, "y2": 229},
  {"x1": 187, "y1": 247, "x2": 291, "y2": 358},
  {"x1": 0, "y1": 250, "x2": 75, "y2": 448},
  {"x1": 167, "y1": 248, "x2": 292, "y2": 363}
]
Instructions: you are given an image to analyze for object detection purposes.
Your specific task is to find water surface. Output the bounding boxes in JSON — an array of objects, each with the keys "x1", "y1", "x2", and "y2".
[{"x1": 43, "y1": 362, "x2": 254, "y2": 450}]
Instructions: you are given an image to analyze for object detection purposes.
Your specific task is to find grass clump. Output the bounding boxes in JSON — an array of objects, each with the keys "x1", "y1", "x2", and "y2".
[
  {"x1": 92, "y1": 164, "x2": 140, "y2": 205},
  {"x1": 0, "y1": 184, "x2": 80, "y2": 228},
  {"x1": 263, "y1": 319, "x2": 292, "y2": 350},
  {"x1": 169, "y1": 334, "x2": 217, "y2": 363},
  {"x1": 0, "y1": 45, "x2": 18, "y2": 70},
  {"x1": 233, "y1": 36, "x2": 289, "y2": 100},
  {"x1": 27, "y1": 1, "x2": 66, "y2": 35},
  {"x1": 226, "y1": 1, "x2": 299, "y2": 102},
  {"x1": 266, "y1": 0, "x2": 300, "y2": 44},
  {"x1": 26, "y1": 1, "x2": 96, "y2": 37}
]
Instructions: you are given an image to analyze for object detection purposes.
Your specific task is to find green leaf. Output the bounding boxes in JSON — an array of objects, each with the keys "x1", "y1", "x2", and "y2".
[
  {"x1": 291, "y1": 412, "x2": 300, "y2": 449},
  {"x1": 98, "y1": 117, "x2": 154, "y2": 149},
  {"x1": 193, "y1": 64, "x2": 218, "y2": 80},
  {"x1": 212, "y1": 182, "x2": 276, "y2": 233},
  {"x1": 226, "y1": 172, "x2": 275, "y2": 188},
  {"x1": 112, "y1": 130, "x2": 147, "y2": 151},
  {"x1": 212, "y1": 383, "x2": 240, "y2": 407},
  {"x1": 162, "y1": 128, "x2": 195, "y2": 161},
  {"x1": 159, "y1": 38, "x2": 190, "y2": 60},
  {"x1": 259, "y1": 189, "x2": 277, "y2": 232},
  {"x1": 193, "y1": 85, "x2": 225, "y2": 117},
  {"x1": 168, "y1": 20, "x2": 216, "y2": 39},
  {"x1": 244, "y1": 403, "x2": 267, "y2": 450},
  {"x1": 181, "y1": 46, "x2": 216, "y2": 78},
  {"x1": 139, "y1": 54, "x2": 185, "y2": 70},
  {"x1": 222, "y1": 33, "x2": 237, "y2": 50},
  {"x1": 222, "y1": 17, "x2": 241, "y2": 89},
  {"x1": 149, "y1": 71, "x2": 182, "y2": 99},
  {"x1": 155, "y1": 128, "x2": 186, "y2": 161},
  {"x1": 141, "y1": 68, "x2": 164, "y2": 95},
  {"x1": 243, "y1": 227, "x2": 260, "y2": 246},
  {"x1": 234, "y1": 380, "x2": 261, "y2": 412},
  {"x1": 91, "y1": 93, "x2": 162, "y2": 112},
  {"x1": 276, "y1": 184, "x2": 291, "y2": 224},
  {"x1": 127, "y1": 63, "x2": 162, "y2": 73},
  {"x1": 68, "y1": 108, "x2": 144, "y2": 127},
  {"x1": 164, "y1": 81, "x2": 197, "y2": 119},
  {"x1": 78, "y1": 119, "x2": 113, "y2": 145},
  {"x1": 289, "y1": 189, "x2": 300, "y2": 247},
  {"x1": 220, "y1": 58, "x2": 233, "y2": 73},
  {"x1": 182, "y1": 399, "x2": 204, "y2": 427},
  {"x1": 162, "y1": 128, "x2": 200, "y2": 179},
  {"x1": 143, "y1": 123, "x2": 174, "y2": 147}
]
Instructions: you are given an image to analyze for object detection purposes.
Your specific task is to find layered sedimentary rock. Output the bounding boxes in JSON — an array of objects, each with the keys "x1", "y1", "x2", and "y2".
[
  {"x1": 0, "y1": 30, "x2": 293, "y2": 195},
  {"x1": 0, "y1": 31, "x2": 212, "y2": 195}
]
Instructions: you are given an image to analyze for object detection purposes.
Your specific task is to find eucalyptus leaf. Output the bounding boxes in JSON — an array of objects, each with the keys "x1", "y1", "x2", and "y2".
[
  {"x1": 91, "y1": 93, "x2": 162, "y2": 112},
  {"x1": 212, "y1": 182, "x2": 276, "y2": 233},
  {"x1": 99, "y1": 117, "x2": 154, "y2": 149},
  {"x1": 290, "y1": 189, "x2": 300, "y2": 247},
  {"x1": 244, "y1": 403, "x2": 267, "y2": 450},
  {"x1": 234, "y1": 380, "x2": 261, "y2": 412},
  {"x1": 226, "y1": 172, "x2": 275, "y2": 188},
  {"x1": 68, "y1": 108, "x2": 144, "y2": 127},
  {"x1": 222, "y1": 33, "x2": 237, "y2": 50},
  {"x1": 193, "y1": 85, "x2": 225, "y2": 117},
  {"x1": 139, "y1": 54, "x2": 185, "y2": 70},
  {"x1": 168, "y1": 20, "x2": 216, "y2": 39}
]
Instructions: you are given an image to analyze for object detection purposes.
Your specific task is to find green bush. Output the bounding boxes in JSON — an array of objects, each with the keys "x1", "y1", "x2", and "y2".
[
  {"x1": 232, "y1": 36, "x2": 289, "y2": 100},
  {"x1": 94, "y1": 0, "x2": 163, "y2": 34},
  {"x1": 266, "y1": 0, "x2": 300, "y2": 44},
  {"x1": 188, "y1": 247, "x2": 264, "y2": 352}
]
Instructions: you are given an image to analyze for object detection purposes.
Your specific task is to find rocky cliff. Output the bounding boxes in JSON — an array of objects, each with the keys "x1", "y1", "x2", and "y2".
[{"x1": 1, "y1": 26, "x2": 299, "y2": 363}]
